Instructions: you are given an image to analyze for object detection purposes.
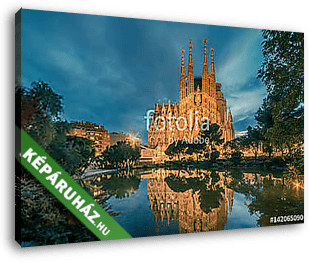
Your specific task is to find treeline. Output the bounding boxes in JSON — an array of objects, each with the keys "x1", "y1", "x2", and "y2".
[
  {"x1": 16, "y1": 79, "x2": 139, "y2": 246},
  {"x1": 18, "y1": 80, "x2": 95, "y2": 177},
  {"x1": 254, "y1": 30, "x2": 304, "y2": 182},
  {"x1": 17, "y1": 79, "x2": 141, "y2": 245},
  {"x1": 165, "y1": 123, "x2": 223, "y2": 162},
  {"x1": 18, "y1": 80, "x2": 141, "y2": 174},
  {"x1": 93, "y1": 141, "x2": 140, "y2": 171},
  {"x1": 163, "y1": 122, "x2": 271, "y2": 165},
  {"x1": 17, "y1": 80, "x2": 96, "y2": 245}
]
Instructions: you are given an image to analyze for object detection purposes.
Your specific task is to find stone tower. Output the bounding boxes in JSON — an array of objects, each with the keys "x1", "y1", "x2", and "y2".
[{"x1": 148, "y1": 39, "x2": 235, "y2": 150}]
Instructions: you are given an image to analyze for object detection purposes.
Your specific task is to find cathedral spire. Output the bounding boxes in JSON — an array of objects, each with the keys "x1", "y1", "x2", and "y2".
[
  {"x1": 174, "y1": 99, "x2": 178, "y2": 115},
  {"x1": 155, "y1": 103, "x2": 160, "y2": 113},
  {"x1": 210, "y1": 47, "x2": 216, "y2": 82},
  {"x1": 202, "y1": 39, "x2": 209, "y2": 93},
  {"x1": 227, "y1": 107, "x2": 235, "y2": 141},
  {"x1": 228, "y1": 107, "x2": 233, "y2": 124},
  {"x1": 210, "y1": 47, "x2": 217, "y2": 98},
  {"x1": 187, "y1": 39, "x2": 194, "y2": 94},
  {"x1": 179, "y1": 48, "x2": 186, "y2": 101}
]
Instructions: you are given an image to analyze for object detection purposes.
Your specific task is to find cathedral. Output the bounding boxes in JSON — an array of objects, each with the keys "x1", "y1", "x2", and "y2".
[{"x1": 148, "y1": 39, "x2": 235, "y2": 151}]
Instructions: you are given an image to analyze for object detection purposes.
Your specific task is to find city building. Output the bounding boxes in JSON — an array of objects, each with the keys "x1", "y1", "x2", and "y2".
[
  {"x1": 67, "y1": 121, "x2": 110, "y2": 156},
  {"x1": 68, "y1": 122, "x2": 140, "y2": 157},
  {"x1": 148, "y1": 39, "x2": 235, "y2": 154},
  {"x1": 138, "y1": 144, "x2": 157, "y2": 164}
]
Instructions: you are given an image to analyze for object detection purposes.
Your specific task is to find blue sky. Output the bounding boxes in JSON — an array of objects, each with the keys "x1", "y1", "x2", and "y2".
[{"x1": 21, "y1": 9, "x2": 266, "y2": 143}]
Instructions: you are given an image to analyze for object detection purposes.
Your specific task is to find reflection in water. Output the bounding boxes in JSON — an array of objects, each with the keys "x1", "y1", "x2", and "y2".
[
  {"x1": 83, "y1": 170, "x2": 141, "y2": 217},
  {"x1": 84, "y1": 168, "x2": 304, "y2": 237},
  {"x1": 147, "y1": 169, "x2": 234, "y2": 233}
]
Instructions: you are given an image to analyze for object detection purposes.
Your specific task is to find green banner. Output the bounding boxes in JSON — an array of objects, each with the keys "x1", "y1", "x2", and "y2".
[{"x1": 19, "y1": 127, "x2": 132, "y2": 241}]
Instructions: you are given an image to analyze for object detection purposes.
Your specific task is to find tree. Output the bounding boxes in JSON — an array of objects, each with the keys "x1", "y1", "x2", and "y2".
[
  {"x1": 165, "y1": 140, "x2": 187, "y2": 161},
  {"x1": 102, "y1": 141, "x2": 140, "y2": 170},
  {"x1": 185, "y1": 141, "x2": 204, "y2": 162},
  {"x1": 17, "y1": 81, "x2": 98, "y2": 245},
  {"x1": 48, "y1": 121, "x2": 95, "y2": 176},
  {"x1": 257, "y1": 30, "x2": 304, "y2": 153},
  {"x1": 21, "y1": 80, "x2": 63, "y2": 149},
  {"x1": 255, "y1": 98, "x2": 274, "y2": 157},
  {"x1": 223, "y1": 138, "x2": 244, "y2": 164},
  {"x1": 128, "y1": 144, "x2": 141, "y2": 168},
  {"x1": 245, "y1": 125, "x2": 263, "y2": 161},
  {"x1": 20, "y1": 81, "x2": 95, "y2": 176},
  {"x1": 199, "y1": 123, "x2": 224, "y2": 161}
]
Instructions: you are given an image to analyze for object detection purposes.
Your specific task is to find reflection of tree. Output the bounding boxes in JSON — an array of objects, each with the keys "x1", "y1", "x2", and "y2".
[
  {"x1": 248, "y1": 179, "x2": 304, "y2": 227},
  {"x1": 228, "y1": 170, "x2": 257, "y2": 198},
  {"x1": 84, "y1": 171, "x2": 141, "y2": 200},
  {"x1": 165, "y1": 174, "x2": 191, "y2": 193},
  {"x1": 165, "y1": 170, "x2": 225, "y2": 214},
  {"x1": 226, "y1": 170, "x2": 304, "y2": 227},
  {"x1": 18, "y1": 164, "x2": 100, "y2": 246},
  {"x1": 199, "y1": 188, "x2": 224, "y2": 214},
  {"x1": 80, "y1": 179, "x2": 121, "y2": 218}
]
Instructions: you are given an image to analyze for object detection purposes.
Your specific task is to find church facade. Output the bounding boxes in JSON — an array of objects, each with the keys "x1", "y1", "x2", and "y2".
[{"x1": 147, "y1": 39, "x2": 235, "y2": 151}]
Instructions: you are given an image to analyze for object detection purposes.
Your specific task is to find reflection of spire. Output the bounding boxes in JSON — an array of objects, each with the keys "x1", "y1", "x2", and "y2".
[
  {"x1": 147, "y1": 169, "x2": 230, "y2": 234},
  {"x1": 156, "y1": 222, "x2": 159, "y2": 236}
]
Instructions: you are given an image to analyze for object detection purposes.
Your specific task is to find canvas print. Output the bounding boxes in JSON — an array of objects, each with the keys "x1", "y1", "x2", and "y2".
[{"x1": 15, "y1": 8, "x2": 304, "y2": 247}]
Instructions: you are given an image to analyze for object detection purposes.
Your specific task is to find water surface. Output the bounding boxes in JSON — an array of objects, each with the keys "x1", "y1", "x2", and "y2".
[{"x1": 84, "y1": 168, "x2": 304, "y2": 237}]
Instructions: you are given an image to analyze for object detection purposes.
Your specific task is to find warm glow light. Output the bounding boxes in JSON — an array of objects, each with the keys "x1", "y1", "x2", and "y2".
[{"x1": 293, "y1": 182, "x2": 302, "y2": 190}]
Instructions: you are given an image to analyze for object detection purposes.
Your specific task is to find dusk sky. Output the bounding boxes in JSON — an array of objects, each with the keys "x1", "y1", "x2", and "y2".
[{"x1": 21, "y1": 8, "x2": 266, "y2": 143}]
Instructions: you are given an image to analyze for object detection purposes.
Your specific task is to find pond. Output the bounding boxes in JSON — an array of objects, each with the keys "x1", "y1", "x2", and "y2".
[{"x1": 83, "y1": 168, "x2": 304, "y2": 238}]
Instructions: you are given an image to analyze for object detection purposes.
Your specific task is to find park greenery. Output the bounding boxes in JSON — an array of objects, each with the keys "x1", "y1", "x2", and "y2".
[
  {"x1": 17, "y1": 80, "x2": 142, "y2": 246},
  {"x1": 94, "y1": 141, "x2": 140, "y2": 171},
  {"x1": 165, "y1": 123, "x2": 223, "y2": 162},
  {"x1": 17, "y1": 80, "x2": 100, "y2": 245},
  {"x1": 256, "y1": 30, "x2": 304, "y2": 185}
]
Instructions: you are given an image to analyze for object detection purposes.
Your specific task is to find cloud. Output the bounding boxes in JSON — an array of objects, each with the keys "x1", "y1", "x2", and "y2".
[
  {"x1": 214, "y1": 29, "x2": 265, "y2": 132},
  {"x1": 21, "y1": 9, "x2": 266, "y2": 139},
  {"x1": 227, "y1": 86, "x2": 266, "y2": 123},
  {"x1": 217, "y1": 30, "x2": 262, "y2": 88},
  {"x1": 81, "y1": 16, "x2": 106, "y2": 39},
  {"x1": 48, "y1": 49, "x2": 85, "y2": 76}
]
